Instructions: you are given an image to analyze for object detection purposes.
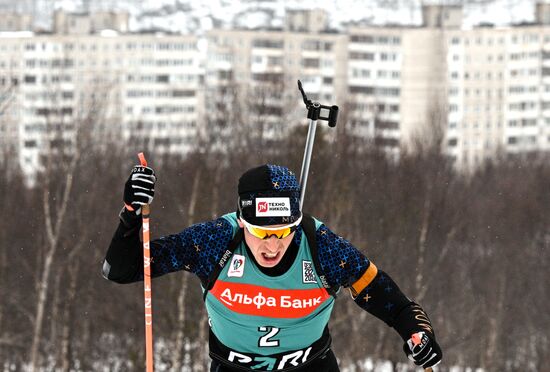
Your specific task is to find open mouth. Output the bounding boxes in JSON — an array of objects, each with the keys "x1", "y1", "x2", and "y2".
[{"x1": 261, "y1": 252, "x2": 280, "y2": 263}]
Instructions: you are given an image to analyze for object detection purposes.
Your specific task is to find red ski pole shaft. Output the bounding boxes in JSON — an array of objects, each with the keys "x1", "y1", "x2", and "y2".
[{"x1": 138, "y1": 152, "x2": 154, "y2": 372}]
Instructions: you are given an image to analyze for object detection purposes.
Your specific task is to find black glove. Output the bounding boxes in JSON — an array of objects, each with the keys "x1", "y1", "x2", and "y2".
[
  {"x1": 123, "y1": 165, "x2": 156, "y2": 215},
  {"x1": 403, "y1": 331, "x2": 442, "y2": 369}
]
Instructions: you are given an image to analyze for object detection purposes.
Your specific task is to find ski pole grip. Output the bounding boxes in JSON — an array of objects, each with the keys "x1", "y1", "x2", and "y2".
[
  {"x1": 137, "y1": 152, "x2": 150, "y2": 216},
  {"x1": 138, "y1": 152, "x2": 148, "y2": 167}
]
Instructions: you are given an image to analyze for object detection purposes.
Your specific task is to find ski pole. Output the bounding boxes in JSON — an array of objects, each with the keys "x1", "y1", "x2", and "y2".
[
  {"x1": 297, "y1": 80, "x2": 339, "y2": 209},
  {"x1": 138, "y1": 152, "x2": 154, "y2": 372}
]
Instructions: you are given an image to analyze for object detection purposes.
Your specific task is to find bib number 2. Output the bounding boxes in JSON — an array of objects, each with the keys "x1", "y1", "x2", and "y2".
[{"x1": 258, "y1": 326, "x2": 280, "y2": 347}]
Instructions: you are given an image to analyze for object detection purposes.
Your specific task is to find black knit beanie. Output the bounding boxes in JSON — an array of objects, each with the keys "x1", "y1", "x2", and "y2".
[{"x1": 237, "y1": 164, "x2": 302, "y2": 226}]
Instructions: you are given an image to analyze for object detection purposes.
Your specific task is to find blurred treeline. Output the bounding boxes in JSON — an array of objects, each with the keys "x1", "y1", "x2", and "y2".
[{"x1": 1, "y1": 104, "x2": 549, "y2": 372}]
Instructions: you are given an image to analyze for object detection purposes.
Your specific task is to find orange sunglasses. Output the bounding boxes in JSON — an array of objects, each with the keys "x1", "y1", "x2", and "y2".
[{"x1": 240, "y1": 217, "x2": 302, "y2": 239}]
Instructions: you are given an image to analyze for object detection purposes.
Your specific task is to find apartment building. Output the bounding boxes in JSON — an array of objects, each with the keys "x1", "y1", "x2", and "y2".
[
  {"x1": 2, "y1": 5, "x2": 550, "y2": 175},
  {"x1": 445, "y1": 27, "x2": 550, "y2": 167},
  {"x1": 347, "y1": 5, "x2": 458, "y2": 160},
  {"x1": 0, "y1": 12, "x2": 202, "y2": 177},
  {"x1": 0, "y1": 12, "x2": 33, "y2": 32},
  {"x1": 350, "y1": 4, "x2": 550, "y2": 168},
  {"x1": 206, "y1": 10, "x2": 348, "y2": 147},
  {"x1": 208, "y1": 4, "x2": 550, "y2": 168},
  {"x1": 53, "y1": 10, "x2": 129, "y2": 34},
  {"x1": 207, "y1": 7, "x2": 454, "y2": 159}
]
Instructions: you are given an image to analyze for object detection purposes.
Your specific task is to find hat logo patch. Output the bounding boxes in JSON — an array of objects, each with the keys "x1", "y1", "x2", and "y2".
[
  {"x1": 258, "y1": 201, "x2": 268, "y2": 213},
  {"x1": 255, "y1": 197, "x2": 291, "y2": 217},
  {"x1": 241, "y1": 199, "x2": 253, "y2": 207}
]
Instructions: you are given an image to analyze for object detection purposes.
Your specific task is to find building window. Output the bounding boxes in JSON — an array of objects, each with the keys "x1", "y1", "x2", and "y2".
[
  {"x1": 349, "y1": 86, "x2": 374, "y2": 94},
  {"x1": 267, "y1": 56, "x2": 282, "y2": 66},
  {"x1": 375, "y1": 87, "x2": 399, "y2": 96},
  {"x1": 349, "y1": 51, "x2": 374, "y2": 60},
  {"x1": 380, "y1": 53, "x2": 396, "y2": 61},
  {"x1": 253, "y1": 39, "x2": 283, "y2": 49},
  {"x1": 375, "y1": 120, "x2": 398, "y2": 130},
  {"x1": 352, "y1": 68, "x2": 370, "y2": 78},
  {"x1": 24, "y1": 75, "x2": 36, "y2": 84},
  {"x1": 156, "y1": 75, "x2": 170, "y2": 83},
  {"x1": 350, "y1": 35, "x2": 374, "y2": 43},
  {"x1": 302, "y1": 58, "x2": 320, "y2": 68}
]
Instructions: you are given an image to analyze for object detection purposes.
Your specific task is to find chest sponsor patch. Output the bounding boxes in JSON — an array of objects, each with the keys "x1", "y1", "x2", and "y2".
[
  {"x1": 228, "y1": 255, "x2": 246, "y2": 277},
  {"x1": 210, "y1": 281, "x2": 330, "y2": 318}
]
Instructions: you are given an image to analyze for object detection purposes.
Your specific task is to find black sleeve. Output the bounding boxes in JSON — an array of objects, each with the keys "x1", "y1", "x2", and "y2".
[
  {"x1": 102, "y1": 208, "x2": 236, "y2": 284},
  {"x1": 313, "y1": 221, "x2": 435, "y2": 341},
  {"x1": 102, "y1": 207, "x2": 143, "y2": 283},
  {"x1": 353, "y1": 270, "x2": 435, "y2": 341}
]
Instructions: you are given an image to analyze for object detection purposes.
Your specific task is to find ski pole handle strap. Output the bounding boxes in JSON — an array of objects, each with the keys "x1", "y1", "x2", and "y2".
[
  {"x1": 138, "y1": 152, "x2": 150, "y2": 216},
  {"x1": 138, "y1": 152, "x2": 148, "y2": 167}
]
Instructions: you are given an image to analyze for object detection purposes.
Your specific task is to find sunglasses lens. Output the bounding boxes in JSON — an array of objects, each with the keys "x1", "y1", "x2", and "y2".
[{"x1": 246, "y1": 225, "x2": 293, "y2": 240}]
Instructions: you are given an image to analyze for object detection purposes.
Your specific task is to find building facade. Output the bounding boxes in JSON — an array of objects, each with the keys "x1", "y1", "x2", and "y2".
[
  {"x1": 445, "y1": 26, "x2": 550, "y2": 167},
  {"x1": 0, "y1": 13, "x2": 33, "y2": 32},
  {"x1": 0, "y1": 29, "x2": 202, "y2": 176},
  {"x1": 205, "y1": 26, "x2": 348, "y2": 147},
  {"x1": 2, "y1": 5, "x2": 550, "y2": 175}
]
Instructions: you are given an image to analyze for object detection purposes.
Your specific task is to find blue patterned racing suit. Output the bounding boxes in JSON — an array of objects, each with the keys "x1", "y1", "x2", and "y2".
[{"x1": 103, "y1": 210, "x2": 434, "y2": 371}]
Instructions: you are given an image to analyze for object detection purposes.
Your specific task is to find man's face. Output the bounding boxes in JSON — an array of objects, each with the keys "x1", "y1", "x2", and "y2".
[{"x1": 238, "y1": 219, "x2": 295, "y2": 267}]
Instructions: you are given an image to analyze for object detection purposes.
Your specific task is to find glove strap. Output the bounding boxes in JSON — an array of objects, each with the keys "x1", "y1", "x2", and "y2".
[{"x1": 118, "y1": 206, "x2": 142, "y2": 235}]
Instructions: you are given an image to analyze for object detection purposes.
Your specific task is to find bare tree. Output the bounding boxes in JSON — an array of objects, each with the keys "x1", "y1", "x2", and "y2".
[
  {"x1": 28, "y1": 125, "x2": 80, "y2": 371},
  {"x1": 170, "y1": 164, "x2": 202, "y2": 371}
]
